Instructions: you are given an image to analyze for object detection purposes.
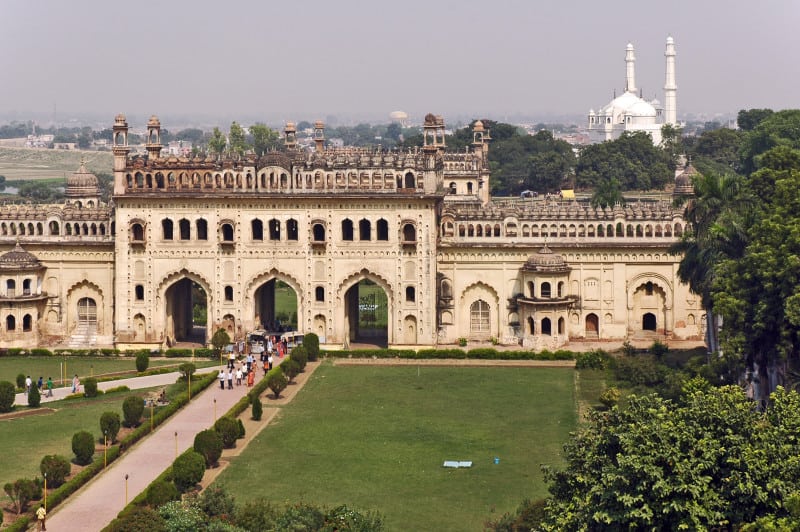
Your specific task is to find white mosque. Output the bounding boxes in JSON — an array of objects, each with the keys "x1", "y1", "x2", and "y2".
[{"x1": 587, "y1": 37, "x2": 677, "y2": 145}]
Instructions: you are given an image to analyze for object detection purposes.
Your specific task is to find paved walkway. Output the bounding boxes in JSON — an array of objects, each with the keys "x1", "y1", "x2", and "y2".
[{"x1": 42, "y1": 365, "x2": 266, "y2": 532}]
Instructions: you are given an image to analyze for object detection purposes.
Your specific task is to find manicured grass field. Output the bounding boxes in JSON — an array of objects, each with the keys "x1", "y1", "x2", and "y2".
[
  {"x1": 0, "y1": 388, "x2": 160, "y2": 488},
  {"x1": 214, "y1": 364, "x2": 576, "y2": 531},
  {"x1": 0, "y1": 356, "x2": 209, "y2": 388}
]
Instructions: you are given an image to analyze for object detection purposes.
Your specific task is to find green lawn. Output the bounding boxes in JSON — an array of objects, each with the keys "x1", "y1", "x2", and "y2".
[
  {"x1": 0, "y1": 356, "x2": 212, "y2": 388},
  {"x1": 0, "y1": 389, "x2": 161, "y2": 488},
  {"x1": 214, "y1": 364, "x2": 576, "y2": 531}
]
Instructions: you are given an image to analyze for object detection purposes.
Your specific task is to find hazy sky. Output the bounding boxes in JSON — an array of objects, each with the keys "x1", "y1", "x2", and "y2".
[{"x1": 1, "y1": 0, "x2": 798, "y2": 125}]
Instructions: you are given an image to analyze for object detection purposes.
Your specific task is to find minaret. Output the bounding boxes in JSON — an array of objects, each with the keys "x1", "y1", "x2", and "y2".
[
  {"x1": 664, "y1": 36, "x2": 677, "y2": 125},
  {"x1": 284, "y1": 122, "x2": 297, "y2": 149},
  {"x1": 112, "y1": 113, "x2": 130, "y2": 195},
  {"x1": 625, "y1": 43, "x2": 637, "y2": 93},
  {"x1": 145, "y1": 115, "x2": 162, "y2": 159},
  {"x1": 313, "y1": 120, "x2": 325, "y2": 153}
]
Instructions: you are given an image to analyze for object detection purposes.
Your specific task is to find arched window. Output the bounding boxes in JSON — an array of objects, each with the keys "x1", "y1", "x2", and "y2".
[
  {"x1": 449, "y1": 182, "x2": 457, "y2": 194},
  {"x1": 268, "y1": 219, "x2": 281, "y2": 240},
  {"x1": 402, "y1": 223, "x2": 416, "y2": 242},
  {"x1": 541, "y1": 282, "x2": 551, "y2": 298},
  {"x1": 162, "y1": 219, "x2": 173, "y2": 240},
  {"x1": 467, "y1": 182, "x2": 473, "y2": 194},
  {"x1": 527, "y1": 281, "x2": 535, "y2": 298},
  {"x1": 221, "y1": 223, "x2": 234, "y2": 242},
  {"x1": 377, "y1": 219, "x2": 389, "y2": 241},
  {"x1": 131, "y1": 223, "x2": 144, "y2": 242},
  {"x1": 77, "y1": 297, "x2": 97, "y2": 323},
  {"x1": 470, "y1": 299, "x2": 490, "y2": 333},
  {"x1": 6, "y1": 315, "x2": 15, "y2": 331},
  {"x1": 135, "y1": 285, "x2": 144, "y2": 300},
  {"x1": 287, "y1": 219, "x2": 299, "y2": 241},
  {"x1": 196, "y1": 219, "x2": 208, "y2": 240},
  {"x1": 645, "y1": 281, "x2": 654, "y2": 296},
  {"x1": 406, "y1": 286, "x2": 415, "y2": 302},
  {"x1": 312, "y1": 223, "x2": 326, "y2": 242},
  {"x1": 557, "y1": 282, "x2": 564, "y2": 298},
  {"x1": 6, "y1": 279, "x2": 15, "y2": 297},
  {"x1": 315, "y1": 286, "x2": 325, "y2": 302},
  {"x1": 22, "y1": 279, "x2": 31, "y2": 296},
  {"x1": 224, "y1": 286, "x2": 233, "y2": 301},
  {"x1": 252, "y1": 219, "x2": 264, "y2": 241},
  {"x1": 404, "y1": 172, "x2": 415, "y2": 188},
  {"x1": 359, "y1": 219, "x2": 371, "y2": 241},
  {"x1": 179, "y1": 219, "x2": 191, "y2": 240},
  {"x1": 527, "y1": 316, "x2": 535, "y2": 334},
  {"x1": 342, "y1": 219, "x2": 354, "y2": 241},
  {"x1": 22, "y1": 314, "x2": 32, "y2": 332},
  {"x1": 49, "y1": 221, "x2": 60, "y2": 236},
  {"x1": 541, "y1": 317, "x2": 552, "y2": 336},
  {"x1": 558, "y1": 317, "x2": 565, "y2": 335}
]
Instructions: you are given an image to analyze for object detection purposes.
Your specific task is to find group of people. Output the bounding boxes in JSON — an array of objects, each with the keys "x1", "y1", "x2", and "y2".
[
  {"x1": 219, "y1": 339, "x2": 284, "y2": 391},
  {"x1": 25, "y1": 374, "x2": 54, "y2": 398}
]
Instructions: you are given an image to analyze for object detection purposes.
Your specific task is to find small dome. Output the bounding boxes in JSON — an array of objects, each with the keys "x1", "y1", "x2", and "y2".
[
  {"x1": 314, "y1": 120, "x2": 325, "y2": 129},
  {"x1": 473, "y1": 120, "x2": 484, "y2": 132},
  {"x1": 523, "y1": 245, "x2": 570, "y2": 273},
  {"x1": 285, "y1": 121, "x2": 296, "y2": 131},
  {"x1": 0, "y1": 242, "x2": 43, "y2": 272},
  {"x1": 674, "y1": 162, "x2": 698, "y2": 195},
  {"x1": 424, "y1": 113, "x2": 437, "y2": 126},
  {"x1": 114, "y1": 113, "x2": 127, "y2": 124},
  {"x1": 147, "y1": 115, "x2": 161, "y2": 127},
  {"x1": 66, "y1": 161, "x2": 100, "y2": 199}
]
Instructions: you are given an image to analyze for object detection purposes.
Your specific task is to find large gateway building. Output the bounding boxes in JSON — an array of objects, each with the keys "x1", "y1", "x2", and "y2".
[{"x1": 0, "y1": 112, "x2": 702, "y2": 350}]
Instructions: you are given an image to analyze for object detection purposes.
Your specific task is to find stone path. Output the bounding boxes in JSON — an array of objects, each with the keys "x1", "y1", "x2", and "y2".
[{"x1": 43, "y1": 365, "x2": 265, "y2": 532}]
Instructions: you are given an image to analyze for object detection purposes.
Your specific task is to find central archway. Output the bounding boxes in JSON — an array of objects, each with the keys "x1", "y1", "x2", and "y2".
[
  {"x1": 164, "y1": 278, "x2": 208, "y2": 345},
  {"x1": 344, "y1": 278, "x2": 388, "y2": 347},
  {"x1": 253, "y1": 279, "x2": 298, "y2": 332}
]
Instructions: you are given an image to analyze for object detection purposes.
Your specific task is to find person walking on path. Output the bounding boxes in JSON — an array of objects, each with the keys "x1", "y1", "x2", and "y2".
[
  {"x1": 235, "y1": 367, "x2": 242, "y2": 386},
  {"x1": 38, "y1": 376, "x2": 43, "y2": 391},
  {"x1": 227, "y1": 368, "x2": 233, "y2": 390},
  {"x1": 247, "y1": 368, "x2": 255, "y2": 387},
  {"x1": 268, "y1": 353, "x2": 274, "y2": 371},
  {"x1": 36, "y1": 503, "x2": 46, "y2": 531},
  {"x1": 46, "y1": 377, "x2": 53, "y2": 397},
  {"x1": 218, "y1": 369, "x2": 225, "y2": 390},
  {"x1": 71, "y1": 374, "x2": 80, "y2": 393},
  {"x1": 25, "y1": 375, "x2": 32, "y2": 393}
]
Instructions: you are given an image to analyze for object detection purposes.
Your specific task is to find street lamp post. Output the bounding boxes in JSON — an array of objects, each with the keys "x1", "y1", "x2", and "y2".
[
  {"x1": 174, "y1": 431, "x2": 178, "y2": 459},
  {"x1": 104, "y1": 431, "x2": 108, "y2": 468},
  {"x1": 124, "y1": 474, "x2": 129, "y2": 505},
  {"x1": 214, "y1": 398, "x2": 217, "y2": 422},
  {"x1": 150, "y1": 400, "x2": 154, "y2": 432},
  {"x1": 188, "y1": 371, "x2": 191, "y2": 400},
  {"x1": 43, "y1": 472, "x2": 47, "y2": 511}
]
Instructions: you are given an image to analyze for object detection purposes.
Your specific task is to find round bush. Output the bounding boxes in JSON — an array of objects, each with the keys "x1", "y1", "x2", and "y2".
[
  {"x1": 84, "y1": 377, "x2": 99, "y2": 397},
  {"x1": 290, "y1": 345, "x2": 308, "y2": 370},
  {"x1": 28, "y1": 384, "x2": 41, "y2": 408},
  {"x1": 135, "y1": 352, "x2": 150, "y2": 373},
  {"x1": 107, "y1": 506, "x2": 166, "y2": 532},
  {"x1": 122, "y1": 395, "x2": 145, "y2": 427},
  {"x1": 72, "y1": 430, "x2": 95, "y2": 465},
  {"x1": 145, "y1": 479, "x2": 180, "y2": 507},
  {"x1": 237, "y1": 418, "x2": 245, "y2": 439},
  {"x1": 267, "y1": 371, "x2": 288, "y2": 399},
  {"x1": 303, "y1": 333, "x2": 320, "y2": 361},
  {"x1": 280, "y1": 358, "x2": 301, "y2": 383},
  {"x1": 193, "y1": 429, "x2": 223, "y2": 467},
  {"x1": 40, "y1": 454, "x2": 71, "y2": 488},
  {"x1": 100, "y1": 411, "x2": 121, "y2": 443},
  {"x1": 214, "y1": 416, "x2": 240, "y2": 449},
  {"x1": 251, "y1": 396, "x2": 263, "y2": 421},
  {"x1": 16, "y1": 373, "x2": 25, "y2": 389},
  {"x1": 178, "y1": 362, "x2": 196, "y2": 381},
  {"x1": 172, "y1": 451, "x2": 206, "y2": 492},
  {"x1": 0, "y1": 380, "x2": 16, "y2": 412}
]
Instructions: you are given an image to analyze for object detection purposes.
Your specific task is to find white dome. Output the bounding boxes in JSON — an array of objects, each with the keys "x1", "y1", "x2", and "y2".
[
  {"x1": 628, "y1": 99, "x2": 657, "y2": 117},
  {"x1": 389, "y1": 111, "x2": 408, "y2": 121},
  {"x1": 599, "y1": 91, "x2": 656, "y2": 120}
]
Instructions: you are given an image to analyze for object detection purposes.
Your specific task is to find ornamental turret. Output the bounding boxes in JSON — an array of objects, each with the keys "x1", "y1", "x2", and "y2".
[
  {"x1": 112, "y1": 113, "x2": 130, "y2": 195},
  {"x1": 145, "y1": 115, "x2": 162, "y2": 159}
]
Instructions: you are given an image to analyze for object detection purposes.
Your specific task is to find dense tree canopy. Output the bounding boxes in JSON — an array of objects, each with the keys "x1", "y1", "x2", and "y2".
[
  {"x1": 576, "y1": 131, "x2": 674, "y2": 191},
  {"x1": 541, "y1": 385, "x2": 800, "y2": 530}
]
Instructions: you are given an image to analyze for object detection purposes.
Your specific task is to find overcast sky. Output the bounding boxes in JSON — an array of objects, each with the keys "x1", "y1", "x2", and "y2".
[{"x1": 1, "y1": 0, "x2": 798, "y2": 125}]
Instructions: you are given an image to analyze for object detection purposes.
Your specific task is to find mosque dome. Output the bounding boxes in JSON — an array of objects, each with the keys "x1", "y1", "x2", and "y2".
[
  {"x1": 674, "y1": 162, "x2": 698, "y2": 196},
  {"x1": 0, "y1": 242, "x2": 43, "y2": 272},
  {"x1": 65, "y1": 161, "x2": 100, "y2": 200},
  {"x1": 523, "y1": 245, "x2": 570, "y2": 273},
  {"x1": 599, "y1": 91, "x2": 656, "y2": 120}
]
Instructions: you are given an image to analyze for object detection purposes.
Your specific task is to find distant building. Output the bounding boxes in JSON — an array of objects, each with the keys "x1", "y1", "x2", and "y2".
[
  {"x1": 587, "y1": 37, "x2": 677, "y2": 145},
  {"x1": 167, "y1": 141, "x2": 192, "y2": 157},
  {"x1": 25, "y1": 134, "x2": 54, "y2": 148}
]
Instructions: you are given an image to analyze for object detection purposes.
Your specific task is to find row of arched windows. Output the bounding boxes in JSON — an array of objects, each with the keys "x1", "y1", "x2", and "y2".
[
  {"x1": 125, "y1": 170, "x2": 418, "y2": 192},
  {"x1": 527, "y1": 281, "x2": 566, "y2": 299},
  {"x1": 0, "y1": 220, "x2": 111, "y2": 237},
  {"x1": 5, "y1": 314, "x2": 33, "y2": 332},
  {"x1": 443, "y1": 221, "x2": 687, "y2": 239},
  {"x1": 4, "y1": 278, "x2": 33, "y2": 297},
  {"x1": 527, "y1": 316, "x2": 566, "y2": 336}
]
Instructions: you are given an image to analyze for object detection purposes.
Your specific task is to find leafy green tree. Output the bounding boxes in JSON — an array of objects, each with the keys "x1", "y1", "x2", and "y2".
[
  {"x1": 687, "y1": 126, "x2": 745, "y2": 175},
  {"x1": 135, "y1": 351, "x2": 149, "y2": 372},
  {"x1": 267, "y1": 370, "x2": 288, "y2": 399},
  {"x1": 40, "y1": 455, "x2": 70, "y2": 488},
  {"x1": 3, "y1": 478, "x2": 38, "y2": 514},
  {"x1": 576, "y1": 131, "x2": 673, "y2": 191},
  {"x1": 737, "y1": 108, "x2": 774, "y2": 131},
  {"x1": 101, "y1": 411, "x2": 121, "y2": 443},
  {"x1": 541, "y1": 386, "x2": 800, "y2": 530},
  {"x1": 0, "y1": 381, "x2": 15, "y2": 412},
  {"x1": 208, "y1": 127, "x2": 227, "y2": 154},
  {"x1": 740, "y1": 109, "x2": 800, "y2": 174},
  {"x1": 590, "y1": 176, "x2": 622, "y2": 208},
  {"x1": 123, "y1": 395, "x2": 145, "y2": 427},
  {"x1": 250, "y1": 123, "x2": 279, "y2": 156},
  {"x1": 228, "y1": 121, "x2": 247, "y2": 155},
  {"x1": 211, "y1": 328, "x2": 230, "y2": 359},
  {"x1": 27, "y1": 382, "x2": 40, "y2": 407}
]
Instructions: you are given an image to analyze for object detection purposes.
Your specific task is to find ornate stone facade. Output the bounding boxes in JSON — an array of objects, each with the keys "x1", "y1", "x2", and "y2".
[{"x1": 0, "y1": 113, "x2": 702, "y2": 349}]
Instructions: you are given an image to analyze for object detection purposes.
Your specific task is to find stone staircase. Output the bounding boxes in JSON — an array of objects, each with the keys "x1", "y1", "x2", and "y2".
[{"x1": 67, "y1": 323, "x2": 98, "y2": 348}]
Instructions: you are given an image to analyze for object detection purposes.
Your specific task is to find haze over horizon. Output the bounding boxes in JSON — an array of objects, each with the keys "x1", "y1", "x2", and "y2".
[{"x1": 1, "y1": 0, "x2": 798, "y2": 126}]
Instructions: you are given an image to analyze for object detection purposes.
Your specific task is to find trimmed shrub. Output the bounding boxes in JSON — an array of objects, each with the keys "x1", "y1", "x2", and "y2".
[
  {"x1": 193, "y1": 429, "x2": 223, "y2": 467},
  {"x1": 165, "y1": 348, "x2": 193, "y2": 358},
  {"x1": 290, "y1": 345, "x2": 308, "y2": 370},
  {"x1": 0, "y1": 380, "x2": 14, "y2": 412},
  {"x1": 105, "y1": 385, "x2": 130, "y2": 394},
  {"x1": 16, "y1": 373, "x2": 25, "y2": 389},
  {"x1": 251, "y1": 395, "x2": 263, "y2": 421},
  {"x1": 145, "y1": 479, "x2": 180, "y2": 507},
  {"x1": 40, "y1": 454, "x2": 71, "y2": 488},
  {"x1": 575, "y1": 349, "x2": 610, "y2": 370},
  {"x1": 237, "y1": 418, "x2": 246, "y2": 439},
  {"x1": 178, "y1": 362, "x2": 196, "y2": 381},
  {"x1": 599, "y1": 387, "x2": 621, "y2": 408},
  {"x1": 107, "y1": 506, "x2": 167, "y2": 532},
  {"x1": 123, "y1": 395, "x2": 145, "y2": 427},
  {"x1": 135, "y1": 352, "x2": 150, "y2": 372},
  {"x1": 83, "y1": 377, "x2": 99, "y2": 397},
  {"x1": 214, "y1": 416, "x2": 240, "y2": 449},
  {"x1": 650, "y1": 339, "x2": 669, "y2": 358},
  {"x1": 72, "y1": 430, "x2": 95, "y2": 465},
  {"x1": 31, "y1": 348, "x2": 52, "y2": 356},
  {"x1": 199, "y1": 485, "x2": 236, "y2": 518},
  {"x1": 28, "y1": 384, "x2": 41, "y2": 407},
  {"x1": 267, "y1": 371, "x2": 288, "y2": 399},
  {"x1": 303, "y1": 333, "x2": 320, "y2": 361},
  {"x1": 280, "y1": 358, "x2": 301, "y2": 384},
  {"x1": 195, "y1": 348, "x2": 215, "y2": 359},
  {"x1": 172, "y1": 451, "x2": 206, "y2": 492},
  {"x1": 100, "y1": 411, "x2": 121, "y2": 443}
]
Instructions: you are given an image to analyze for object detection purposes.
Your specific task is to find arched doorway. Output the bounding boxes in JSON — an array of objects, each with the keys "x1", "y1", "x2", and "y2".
[
  {"x1": 344, "y1": 278, "x2": 388, "y2": 347},
  {"x1": 164, "y1": 278, "x2": 207, "y2": 344},
  {"x1": 253, "y1": 279, "x2": 298, "y2": 332},
  {"x1": 642, "y1": 313, "x2": 657, "y2": 331},
  {"x1": 585, "y1": 313, "x2": 599, "y2": 338},
  {"x1": 77, "y1": 297, "x2": 97, "y2": 325}
]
